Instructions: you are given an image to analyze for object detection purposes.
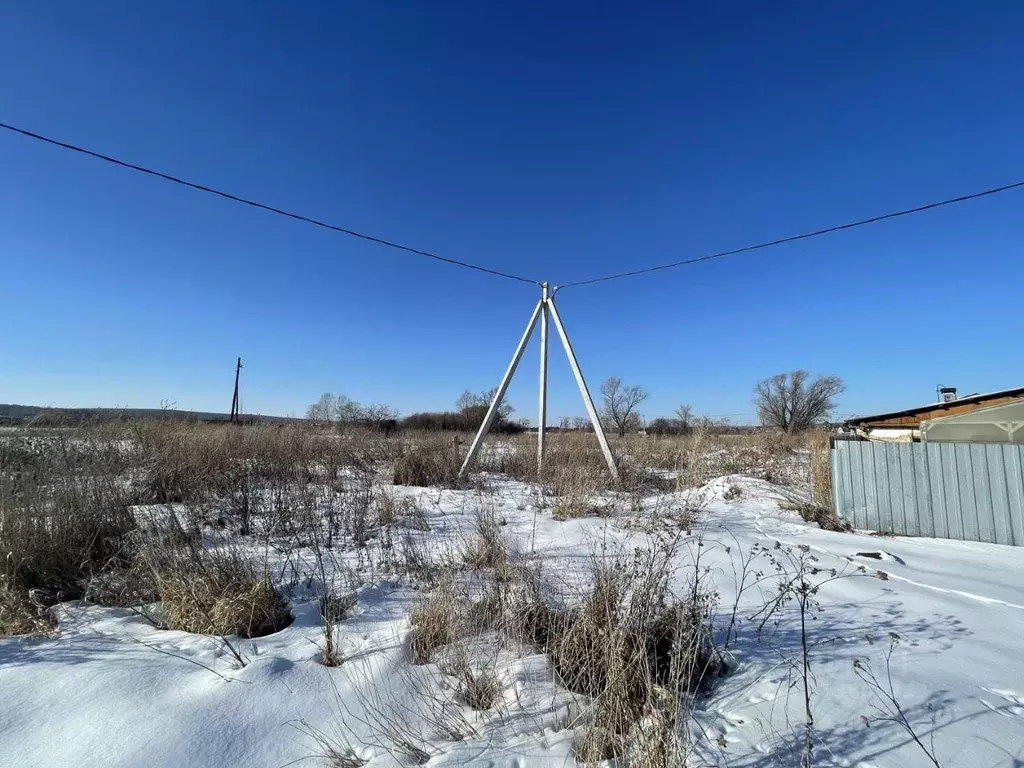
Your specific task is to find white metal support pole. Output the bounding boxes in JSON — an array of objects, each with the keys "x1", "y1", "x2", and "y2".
[
  {"x1": 458, "y1": 299, "x2": 545, "y2": 479},
  {"x1": 537, "y1": 283, "x2": 549, "y2": 475},
  {"x1": 546, "y1": 295, "x2": 619, "y2": 482}
]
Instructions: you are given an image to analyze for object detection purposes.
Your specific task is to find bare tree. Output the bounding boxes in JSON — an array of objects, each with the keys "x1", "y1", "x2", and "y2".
[
  {"x1": 675, "y1": 404, "x2": 693, "y2": 433},
  {"x1": 571, "y1": 416, "x2": 591, "y2": 431},
  {"x1": 333, "y1": 395, "x2": 364, "y2": 425},
  {"x1": 754, "y1": 370, "x2": 845, "y2": 433},
  {"x1": 600, "y1": 377, "x2": 648, "y2": 438},
  {"x1": 456, "y1": 388, "x2": 513, "y2": 420},
  {"x1": 306, "y1": 393, "x2": 337, "y2": 422},
  {"x1": 559, "y1": 415, "x2": 591, "y2": 431},
  {"x1": 456, "y1": 390, "x2": 478, "y2": 413},
  {"x1": 306, "y1": 393, "x2": 374, "y2": 426},
  {"x1": 362, "y1": 403, "x2": 399, "y2": 428}
]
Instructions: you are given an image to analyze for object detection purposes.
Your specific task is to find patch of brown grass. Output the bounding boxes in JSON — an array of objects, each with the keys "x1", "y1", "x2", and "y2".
[
  {"x1": 1, "y1": 438, "x2": 137, "y2": 634},
  {"x1": 409, "y1": 582, "x2": 465, "y2": 664},
  {"x1": 144, "y1": 548, "x2": 292, "y2": 637},
  {"x1": 462, "y1": 507, "x2": 510, "y2": 569},
  {"x1": 392, "y1": 439, "x2": 461, "y2": 488},
  {"x1": 0, "y1": 573, "x2": 56, "y2": 636},
  {"x1": 550, "y1": 473, "x2": 604, "y2": 521}
]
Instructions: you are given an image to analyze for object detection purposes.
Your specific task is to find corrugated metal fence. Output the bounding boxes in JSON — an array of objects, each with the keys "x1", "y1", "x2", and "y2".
[{"x1": 830, "y1": 440, "x2": 1024, "y2": 546}]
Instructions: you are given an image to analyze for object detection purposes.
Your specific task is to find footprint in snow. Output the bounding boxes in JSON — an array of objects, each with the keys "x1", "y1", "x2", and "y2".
[
  {"x1": 746, "y1": 689, "x2": 777, "y2": 704},
  {"x1": 850, "y1": 550, "x2": 906, "y2": 566}
]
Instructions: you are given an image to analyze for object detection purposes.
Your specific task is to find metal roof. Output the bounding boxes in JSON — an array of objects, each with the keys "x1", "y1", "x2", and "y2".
[{"x1": 844, "y1": 386, "x2": 1024, "y2": 427}]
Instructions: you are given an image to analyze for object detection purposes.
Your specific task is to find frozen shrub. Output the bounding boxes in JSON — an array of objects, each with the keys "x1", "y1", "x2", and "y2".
[
  {"x1": 445, "y1": 652, "x2": 500, "y2": 711},
  {"x1": 0, "y1": 573, "x2": 55, "y2": 636},
  {"x1": 1, "y1": 457, "x2": 137, "y2": 628},
  {"x1": 462, "y1": 508, "x2": 510, "y2": 570},
  {"x1": 321, "y1": 591, "x2": 358, "y2": 624},
  {"x1": 392, "y1": 441, "x2": 460, "y2": 488},
  {"x1": 144, "y1": 549, "x2": 292, "y2": 637},
  {"x1": 410, "y1": 582, "x2": 465, "y2": 664}
]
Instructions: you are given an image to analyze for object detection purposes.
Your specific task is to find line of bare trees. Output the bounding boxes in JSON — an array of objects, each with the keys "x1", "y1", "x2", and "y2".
[
  {"x1": 306, "y1": 388, "x2": 525, "y2": 434},
  {"x1": 584, "y1": 370, "x2": 843, "y2": 436},
  {"x1": 305, "y1": 393, "x2": 399, "y2": 429},
  {"x1": 307, "y1": 368, "x2": 843, "y2": 436}
]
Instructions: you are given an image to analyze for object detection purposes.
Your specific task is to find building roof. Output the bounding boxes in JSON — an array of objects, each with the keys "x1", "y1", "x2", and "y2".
[
  {"x1": 921, "y1": 399, "x2": 1024, "y2": 443},
  {"x1": 844, "y1": 386, "x2": 1024, "y2": 428}
]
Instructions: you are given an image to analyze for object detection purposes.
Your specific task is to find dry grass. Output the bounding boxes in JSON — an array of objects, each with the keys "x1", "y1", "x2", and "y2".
[
  {"x1": 782, "y1": 500, "x2": 852, "y2": 533},
  {"x1": 4, "y1": 420, "x2": 788, "y2": 762},
  {"x1": 392, "y1": 438, "x2": 462, "y2": 488},
  {"x1": 410, "y1": 580, "x2": 466, "y2": 664},
  {"x1": 444, "y1": 650, "x2": 501, "y2": 711},
  {"x1": 809, "y1": 429, "x2": 833, "y2": 509},
  {"x1": 0, "y1": 572, "x2": 56, "y2": 636},
  {"x1": 462, "y1": 507, "x2": 510, "y2": 569},
  {"x1": 431, "y1": 530, "x2": 724, "y2": 766},
  {"x1": 530, "y1": 544, "x2": 722, "y2": 766},
  {"x1": 143, "y1": 547, "x2": 291, "y2": 638},
  {"x1": 0, "y1": 432, "x2": 138, "y2": 633},
  {"x1": 550, "y1": 472, "x2": 604, "y2": 521}
]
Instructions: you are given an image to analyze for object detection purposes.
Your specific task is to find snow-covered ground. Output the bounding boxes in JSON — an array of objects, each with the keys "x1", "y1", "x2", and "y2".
[{"x1": 3, "y1": 475, "x2": 1023, "y2": 767}]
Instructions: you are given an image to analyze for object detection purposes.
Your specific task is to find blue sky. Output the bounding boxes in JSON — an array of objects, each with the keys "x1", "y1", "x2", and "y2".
[{"x1": 2, "y1": 2, "x2": 1023, "y2": 423}]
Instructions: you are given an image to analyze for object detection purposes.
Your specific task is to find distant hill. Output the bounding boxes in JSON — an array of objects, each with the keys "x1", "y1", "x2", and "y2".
[{"x1": 0, "y1": 404, "x2": 304, "y2": 426}]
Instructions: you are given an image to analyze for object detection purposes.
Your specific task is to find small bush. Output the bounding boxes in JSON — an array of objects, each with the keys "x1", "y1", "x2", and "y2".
[
  {"x1": 790, "y1": 502, "x2": 852, "y2": 533},
  {"x1": 321, "y1": 591, "x2": 358, "y2": 624},
  {"x1": 0, "y1": 573, "x2": 55, "y2": 636},
  {"x1": 392, "y1": 442, "x2": 461, "y2": 488},
  {"x1": 462, "y1": 508, "x2": 510, "y2": 570},
  {"x1": 447, "y1": 653, "x2": 500, "y2": 711},
  {"x1": 145, "y1": 549, "x2": 292, "y2": 637},
  {"x1": 409, "y1": 583, "x2": 465, "y2": 664}
]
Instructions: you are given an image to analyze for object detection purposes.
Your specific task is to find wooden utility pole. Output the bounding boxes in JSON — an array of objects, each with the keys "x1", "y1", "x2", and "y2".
[{"x1": 230, "y1": 357, "x2": 242, "y2": 423}]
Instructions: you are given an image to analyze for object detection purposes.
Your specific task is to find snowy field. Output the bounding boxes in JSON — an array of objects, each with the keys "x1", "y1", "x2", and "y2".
[{"x1": 3, "y1": 466, "x2": 1023, "y2": 768}]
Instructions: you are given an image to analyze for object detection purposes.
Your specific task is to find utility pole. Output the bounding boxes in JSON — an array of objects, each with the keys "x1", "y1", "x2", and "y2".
[
  {"x1": 537, "y1": 282, "x2": 549, "y2": 475},
  {"x1": 230, "y1": 357, "x2": 242, "y2": 423},
  {"x1": 458, "y1": 287, "x2": 618, "y2": 482}
]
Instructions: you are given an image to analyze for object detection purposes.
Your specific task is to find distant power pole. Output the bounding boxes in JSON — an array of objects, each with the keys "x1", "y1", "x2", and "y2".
[{"x1": 230, "y1": 357, "x2": 242, "y2": 423}]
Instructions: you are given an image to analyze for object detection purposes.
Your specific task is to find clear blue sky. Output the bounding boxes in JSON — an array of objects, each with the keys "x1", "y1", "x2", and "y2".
[{"x1": 2, "y1": 2, "x2": 1023, "y2": 423}]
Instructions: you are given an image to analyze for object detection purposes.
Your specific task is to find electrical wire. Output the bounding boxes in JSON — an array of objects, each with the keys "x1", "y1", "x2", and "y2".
[
  {"x1": 0, "y1": 120, "x2": 541, "y2": 286},
  {"x1": 556, "y1": 179, "x2": 1024, "y2": 290},
  {"x1": 6, "y1": 120, "x2": 1022, "y2": 292}
]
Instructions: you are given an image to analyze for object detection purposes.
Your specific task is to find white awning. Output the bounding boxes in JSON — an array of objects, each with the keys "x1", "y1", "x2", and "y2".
[{"x1": 920, "y1": 400, "x2": 1024, "y2": 443}]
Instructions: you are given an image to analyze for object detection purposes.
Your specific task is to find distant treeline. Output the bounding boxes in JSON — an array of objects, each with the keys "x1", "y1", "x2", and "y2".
[
  {"x1": 0, "y1": 404, "x2": 300, "y2": 427},
  {"x1": 645, "y1": 417, "x2": 761, "y2": 436},
  {"x1": 398, "y1": 405, "x2": 524, "y2": 434}
]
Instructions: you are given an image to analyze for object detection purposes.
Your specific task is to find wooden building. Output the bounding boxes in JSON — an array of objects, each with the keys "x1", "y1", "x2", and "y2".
[{"x1": 843, "y1": 386, "x2": 1024, "y2": 442}]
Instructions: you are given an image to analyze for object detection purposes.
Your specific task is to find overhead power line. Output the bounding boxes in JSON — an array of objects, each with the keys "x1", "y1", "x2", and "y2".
[
  {"x1": 5, "y1": 120, "x2": 1022, "y2": 292},
  {"x1": 557, "y1": 179, "x2": 1024, "y2": 290},
  {"x1": 0, "y1": 120, "x2": 540, "y2": 286}
]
